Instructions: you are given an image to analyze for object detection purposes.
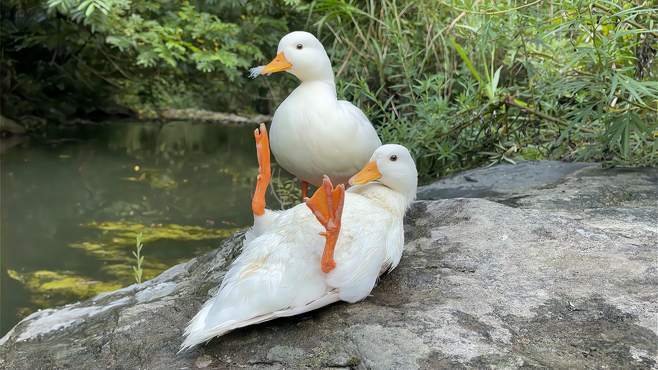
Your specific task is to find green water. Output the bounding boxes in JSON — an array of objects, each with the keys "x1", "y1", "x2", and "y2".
[{"x1": 0, "y1": 121, "x2": 262, "y2": 336}]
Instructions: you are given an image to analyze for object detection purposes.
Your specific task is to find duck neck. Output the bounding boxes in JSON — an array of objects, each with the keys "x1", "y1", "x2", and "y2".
[
  {"x1": 297, "y1": 78, "x2": 337, "y2": 99},
  {"x1": 296, "y1": 56, "x2": 336, "y2": 91},
  {"x1": 350, "y1": 183, "x2": 412, "y2": 218},
  {"x1": 300, "y1": 76, "x2": 335, "y2": 91},
  {"x1": 321, "y1": 71, "x2": 335, "y2": 86}
]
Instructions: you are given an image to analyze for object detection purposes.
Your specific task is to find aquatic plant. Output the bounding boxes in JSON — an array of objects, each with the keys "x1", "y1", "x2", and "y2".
[
  {"x1": 7, "y1": 269, "x2": 123, "y2": 308},
  {"x1": 69, "y1": 222, "x2": 240, "y2": 281}
]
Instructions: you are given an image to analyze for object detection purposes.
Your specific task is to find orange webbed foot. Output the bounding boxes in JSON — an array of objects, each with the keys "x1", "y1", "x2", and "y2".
[
  {"x1": 305, "y1": 175, "x2": 345, "y2": 273},
  {"x1": 252, "y1": 123, "x2": 271, "y2": 216}
]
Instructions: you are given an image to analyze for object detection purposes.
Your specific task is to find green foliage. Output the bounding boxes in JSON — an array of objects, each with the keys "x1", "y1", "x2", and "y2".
[
  {"x1": 1, "y1": 0, "x2": 656, "y2": 180},
  {"x1": 308, "y1": 0, "x2": 657, "y2": 180},
  {"x1": 132, "y1": 232, "x2": 144, "y2": 283},
  {"x1": 49, "y1": 0, "x2": 261, "y2": 73},
  {"x1": 1, "y1": 0, "x2": 301, "y2": 119},
  {"x1": 269, "y1": 168, "x2": 301, "y2": 209}
]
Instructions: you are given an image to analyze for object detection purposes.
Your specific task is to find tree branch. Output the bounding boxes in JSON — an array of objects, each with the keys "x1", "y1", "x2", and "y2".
[{"x1": 157, "y1": 109, "x2": 272, "y2": 125}]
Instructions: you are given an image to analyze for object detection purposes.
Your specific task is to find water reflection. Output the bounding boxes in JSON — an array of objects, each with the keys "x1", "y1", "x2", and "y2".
[{"x1": 0, "y1": 121, "x2": 259, "y2": 335}]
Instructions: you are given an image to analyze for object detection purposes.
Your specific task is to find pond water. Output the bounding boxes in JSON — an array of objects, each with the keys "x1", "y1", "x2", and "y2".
[{"x1": 0, "y1": 121, "x2": 273, "y2": 336}]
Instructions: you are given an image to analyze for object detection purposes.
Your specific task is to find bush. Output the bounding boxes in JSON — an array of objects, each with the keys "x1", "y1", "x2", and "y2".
[
  {"x1": 1, "y1": 0, "x2": 656, "y2": 180},
  {"x1": 308, "y1": 0, "x2": 657, "y2": 180},
  {"x1": 1, "y1": 0, "x2": 301, "y2": 118}
]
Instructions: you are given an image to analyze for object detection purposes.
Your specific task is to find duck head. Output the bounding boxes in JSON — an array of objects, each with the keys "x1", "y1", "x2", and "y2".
[
  {"x1": 250, "y1": 31, "x2": 334, "y2": 83},
  {"x1": 349, "y1": 144, "x2": 418, "y2": 204}
]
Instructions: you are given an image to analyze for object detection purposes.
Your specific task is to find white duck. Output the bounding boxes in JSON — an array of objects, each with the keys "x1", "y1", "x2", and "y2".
[
  {"x1": 180, "y1": 124, "x2": 417, "y2": 351},
  {"x1": 250, "y1": 31, "x2": 381, "y2": 198}
]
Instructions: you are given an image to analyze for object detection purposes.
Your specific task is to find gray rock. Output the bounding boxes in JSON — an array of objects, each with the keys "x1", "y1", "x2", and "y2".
[
  {"x1": 417, "y1": 160, "x2": 596, "y2": 200},
  {"x1": 1, "y1": 161, "x2": 657, "y2": 369}
]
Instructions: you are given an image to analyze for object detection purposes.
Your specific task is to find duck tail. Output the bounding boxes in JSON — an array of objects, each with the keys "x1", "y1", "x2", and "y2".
[
  {"x1": 179, "y1": 292, "x2": 341, "y2": 353},
  {"x1": 179, "y1": 300, "x2": 217, "y2": 353},
  {"x1": 178, "y1": 297, "x2": 274, "y2": 353}
]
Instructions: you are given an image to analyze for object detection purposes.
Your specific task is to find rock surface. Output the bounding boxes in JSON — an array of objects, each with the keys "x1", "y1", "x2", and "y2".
[
  {"x1": 1, "y1": 161, "x2": 657, "y2": 369},
  {"x1": 417, "y1": 160, "x2": 596, "y2": 200}
]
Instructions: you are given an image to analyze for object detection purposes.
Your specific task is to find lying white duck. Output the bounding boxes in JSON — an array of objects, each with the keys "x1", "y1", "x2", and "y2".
[
  {"x1": 180, "y1": 124, "x2": 417, "y2": 351},
  {"x1": 250, "y1": 31, "x2": 381, "y2": 197}
]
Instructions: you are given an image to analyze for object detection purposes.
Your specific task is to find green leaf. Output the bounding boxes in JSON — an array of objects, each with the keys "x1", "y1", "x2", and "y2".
[
  {"x1": 450, "y1": 38, "x2": 483, "y2": 84},
  {"x1": 85, "y1": 3, "x2": 95, "y2": 17},
  {"x1": 492, "y1": 66, "x2": 502, "y2": 93},
  {"x1": 621, "y1": 119, "x2": 630, "y2": 158}
]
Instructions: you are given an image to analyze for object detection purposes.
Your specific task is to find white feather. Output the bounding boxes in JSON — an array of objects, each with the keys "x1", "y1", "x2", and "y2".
[
  {"x1": 254, "y1": 31, "x2": 381, "y2": 187},
  {"x1": 180, "y1": 292, "x2": 340, "y2": 352},
  {"x1": 270, "y1": 82, "x2": 381, "y2": 186},
  {"x1": 248, "y1": 65, "x2": 265, "y2": 79},
  {"x1": 180, "y1": 187, "x2": 409, "y2": 351}
]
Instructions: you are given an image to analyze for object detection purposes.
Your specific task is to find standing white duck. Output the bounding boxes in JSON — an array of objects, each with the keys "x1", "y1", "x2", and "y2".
[
  {"x1": 250, "y1": 31, "x2": 381, "y2": 198},
  {"x1": 180, "y1": 124, "x2": 417, "y2": 351}
]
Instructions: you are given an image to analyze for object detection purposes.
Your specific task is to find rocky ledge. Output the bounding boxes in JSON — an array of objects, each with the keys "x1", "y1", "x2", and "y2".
[{"x1": 1, "y1": 161, "x2": 656, "y2": 369}]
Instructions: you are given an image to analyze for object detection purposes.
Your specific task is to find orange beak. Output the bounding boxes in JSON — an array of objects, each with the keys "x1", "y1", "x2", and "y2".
[
  {"x1": 261, "y1": 52, "x2": 292, "y2": 74},
  {"x1": 349, "y1": 161, "x2": 382, "y2": 185}
]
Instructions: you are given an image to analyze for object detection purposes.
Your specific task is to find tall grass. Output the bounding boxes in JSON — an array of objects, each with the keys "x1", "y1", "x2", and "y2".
[{"x1": 307, "y1": 0, "x2": 657, "y2": 181}]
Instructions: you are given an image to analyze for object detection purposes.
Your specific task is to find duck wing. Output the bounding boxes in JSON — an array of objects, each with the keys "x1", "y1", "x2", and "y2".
[
  {"x1": 324, "y1": 193, "x2": 395, "y2": 303},
  {"x1": 180, "y1": 290, "x2": 338, "y2": 352},
  {"x1": 180, "y1": 227, "x2": 330, "y2": 351}
]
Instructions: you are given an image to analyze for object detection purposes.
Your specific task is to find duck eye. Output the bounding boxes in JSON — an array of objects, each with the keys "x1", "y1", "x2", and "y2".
[
  {"x1": 296, "y1": 44, "x2": 303, "y2": 50},
  {"x1": 390, "y1": 155, "x2": 398, "y2": 162}
]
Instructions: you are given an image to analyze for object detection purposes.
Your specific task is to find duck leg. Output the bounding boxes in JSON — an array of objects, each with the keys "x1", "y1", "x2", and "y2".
[
  {"x1": 304, "y1": 175, "x2": 345, "y2": 273},
  {"x1": 252, "y1": 123, "x2": 271, "y2": 216},
  {"x1": 301, "y1": 180, "x2": 309, "y2": 200}
]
